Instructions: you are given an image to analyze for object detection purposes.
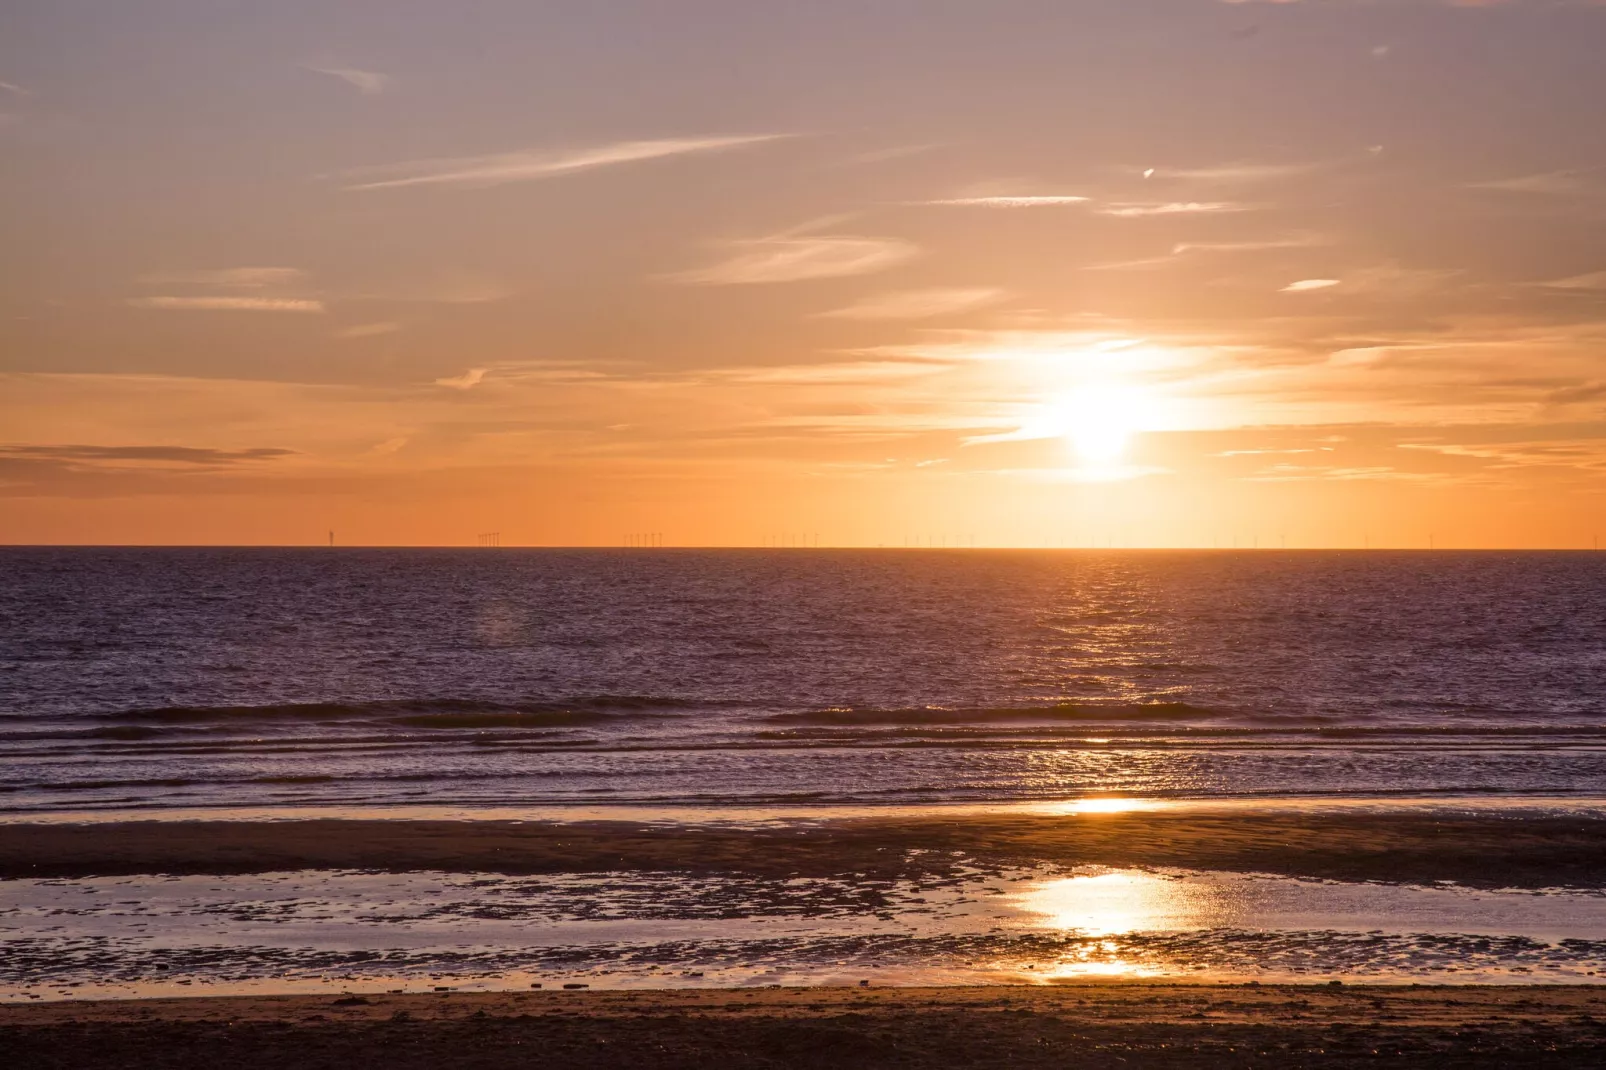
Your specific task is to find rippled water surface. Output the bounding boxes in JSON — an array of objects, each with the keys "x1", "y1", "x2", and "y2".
[{"x1": 3, "y1": 548, "x2": 1604, "y2": 810}]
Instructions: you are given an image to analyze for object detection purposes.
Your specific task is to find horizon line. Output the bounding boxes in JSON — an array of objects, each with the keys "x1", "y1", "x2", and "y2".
[{"x1": 1, "y1": 544, "x2": 1602, "y2": 553}]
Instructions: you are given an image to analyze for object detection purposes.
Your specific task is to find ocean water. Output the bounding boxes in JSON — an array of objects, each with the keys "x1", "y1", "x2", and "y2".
[{"x1": 2, "y1": 548, "x2": 1604, "y2": 814}]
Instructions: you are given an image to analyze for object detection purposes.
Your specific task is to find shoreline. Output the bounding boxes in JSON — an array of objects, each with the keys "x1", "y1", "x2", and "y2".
[{"x1": 4, "y1": 985, "x2": 1603, "y2": 1068}]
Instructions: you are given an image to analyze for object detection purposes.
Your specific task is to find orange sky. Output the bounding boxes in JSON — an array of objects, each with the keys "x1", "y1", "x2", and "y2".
[{"x1": 4, "y1": 1, "x2": 1606, "y2": 547}]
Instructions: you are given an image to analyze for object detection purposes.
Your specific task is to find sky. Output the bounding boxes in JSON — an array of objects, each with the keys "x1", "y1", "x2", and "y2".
[{"x1": 4, "y1": 0, "x2": 1606, "y2": 548}]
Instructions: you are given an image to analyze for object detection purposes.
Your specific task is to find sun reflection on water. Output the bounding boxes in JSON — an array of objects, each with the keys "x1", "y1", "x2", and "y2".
[
  {"x1": 1020, "y1": 871, "x2": 1164, "y2": 935},
  {"x1": 1046, "y1": 797, "x2": 1164, "y2": 815},
  {"x1": 1014, "y1": 869, "x2": 1206, "y2": 979},
  {"x1": 1018, "y1": 867, "x2": 1228, "y2": 937}
]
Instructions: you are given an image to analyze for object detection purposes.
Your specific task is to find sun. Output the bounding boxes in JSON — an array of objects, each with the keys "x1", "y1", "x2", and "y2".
[{"x1": 1061, "y1": 384, "x2": 1145, "y2": 466}]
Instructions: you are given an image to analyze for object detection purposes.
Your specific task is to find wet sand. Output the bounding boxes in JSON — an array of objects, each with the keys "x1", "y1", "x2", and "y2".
[
  {"x1": 4, "y1": 809, "x2": 1605, "y2": 888},
  {"x1": 4, "y1": 984, "x2": 1604, "y2": 1068}
]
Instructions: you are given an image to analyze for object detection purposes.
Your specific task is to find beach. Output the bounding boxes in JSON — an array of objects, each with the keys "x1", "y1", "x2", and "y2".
[
  {"x1": 5, "y1": 805, "x2": 1606, "y2": 1003},
  {"x1": 5, "y1": 984, "x2": 1605, "y2": 1068}
]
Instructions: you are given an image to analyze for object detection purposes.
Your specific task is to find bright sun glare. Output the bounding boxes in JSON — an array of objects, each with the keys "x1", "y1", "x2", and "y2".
[{"x1": 1062, "y1": 384, "x2": 1145, "y2": 466}]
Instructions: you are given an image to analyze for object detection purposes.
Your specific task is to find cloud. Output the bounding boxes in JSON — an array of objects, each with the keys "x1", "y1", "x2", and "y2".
[
  {"x1": 1470, "y1": 170, "x2": 1594, "y2": 196},
  {"x1": 301, "y1": 64, "x2": 389, "y2": 96},
  {"x1": 673, "y1": 234, "x2": 918, "y2": 285},
  {"x1": 140, "y1": 267, "x2": 307, "y2": 290},
  {"x1": 1541, "y1": 270, "x2": 1606, "y2": 291},
  {"x1": 1544, "y1": 381, "x2": 1606, "y2": 405},
  {"x1": 342, "y1": 134, "x2": 787, "y2": 191},
  {"x1": 922, "y1": 195, "x2": 1090, "y2": 207},
  {"x1": 126, "y1": 296, "x2": 325, "y2": 312},
  {"x1": 819, "y1": 287, "x2": 1005, "y2": 320},
  {"x1": 850, "y1": 144, "x2": 939, "y2": 165},
  {"x1": 434, "y1": 368, "x2": 487, "y2": 389},
  {"x1": 712, "y1": 360, "x2": 946, "y2": 386},
  {"x1": 346, "y1": 270, "x2": 511, "y2": 305},
  {"x1": 1087, "y1": 234, "x2": 1330, "y2": 272},
  {"x1": 1098, "y1": 202, "x2": 1248, "y2": 217},
  {"x1": 1398, "y1": 438, "x2": 1606, "y2": 470},
  {"x1": 1156, "y1": 162, "x2": 1317, "y2": 183},
  {"x1": 1172, "y1": 234, "x2": 1329, "y2": 255},
  {"x1": 336, "y1": 321, "x2": 401, "y2": 338},
  {"x1": 0, "y1": 444, "x2": 295, "y2": 466},
  {"x1": 0, "y1": 81, "x2": 31, "y2": 96},
  {"x1": 128, "y1": 267, "x2": 322, "y2": 313},
  {"x1": 1280, "y1": 265, "x2": 1458, "y2": 297},
  {"x1": 1244, "y1": 464, "x2": 1440, "y2": 484}
]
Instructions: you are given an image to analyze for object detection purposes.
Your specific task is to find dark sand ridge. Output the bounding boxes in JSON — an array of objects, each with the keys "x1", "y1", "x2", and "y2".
[
  {"x1": 3, "y1": 985, "x2": 1604, "y2": 1069},
  {"x1": 3, "y1": 810, "x2": 1605, "y2": 887}
]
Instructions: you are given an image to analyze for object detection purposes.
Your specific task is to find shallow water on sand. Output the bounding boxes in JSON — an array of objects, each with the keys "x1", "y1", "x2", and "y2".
[{"x1": 6, "y1": 864, "x2": 1604, "y2": 1001}]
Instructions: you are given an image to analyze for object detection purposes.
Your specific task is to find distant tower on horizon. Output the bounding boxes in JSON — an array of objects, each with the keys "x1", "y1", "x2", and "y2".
[{"x1": 328, "y1": 530, "x2": 334, "y2": 548}]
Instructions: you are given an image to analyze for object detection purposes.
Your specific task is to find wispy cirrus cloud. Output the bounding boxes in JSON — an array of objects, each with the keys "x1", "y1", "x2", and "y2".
[
  {"x1": 673, "y1": 233, "x2": 919, "y2": 285},
  {"x1": 0, "y1": 80, "x2": 31, "y2": 96},
  {"x1": 1469, "y1": 169, "x2": 1598, "y2": 196},
  {"x1": 336, "y1": 321, "x2": 402, "y2": 338},
  {"x1": 1099, "y1": 202, "x2": 1249, "y2": 217},
  {"x1": 341, "y1": 134, "x2": 787, "y2": 191},
  {"x1": 126, "y1": 296, "x2": 326, "y2": 312},
  {"x1": 921, "y1": 195, "x2": 1090, "y2": 207},
  {"x1": 710, "y1": 360, "x2": 947, "y2": 386},
  {"x1": 1541, "y1": 270, "x2": 1606, "y2": 291},
  {"x1": 434, "y1": 368, "x2": 488, "y2": 389},
  {"x1": 346, "y1": 270, "x2": 513, "y2": 306},
  {"x1": 1243, "y1": 464, "x2": 1444, "y2": 485},
  {"x1": 1088, "y1": 233, "x2": 1333, "y2": 271},
  {"x1": 0, "y1": 444, "x2": 295, "y2": 466},
  {"x1": 1152, "y1": 162, "x2": 1318, "y2": 183},
  {"x1": 1280, "y1": 265, "x2": 1458, "y2": 296},
  {"x1": 1398, "y1": 438, "x2": 1606, "y2": 470},
  {"x1": 1171, "y1": 234, "x2": 1331, "y2": 255},
  {"x1": 1544, "y1": 381, "x2": 1606, "y2": 405},
  {"x1": 819, "y1": 287, "x2": 1005, "y2": 320},
  {"x1": 301, "y1": 64, "x2": 390, "y2": 96},
  {"x1": 140, "y1": 267, "x2": 307, "y2": 290},
  {"x1": 128, "y1": 266, "x2": 323, "y2": 312}
]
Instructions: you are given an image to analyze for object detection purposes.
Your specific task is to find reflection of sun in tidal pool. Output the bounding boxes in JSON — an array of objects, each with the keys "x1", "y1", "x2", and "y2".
[
  {"x1": 1022, "y1": 871, "x2": 1155, "y2": 935},
  {"x1": 1017, "y1": 868, "x2": 1213, "y2": 938}
]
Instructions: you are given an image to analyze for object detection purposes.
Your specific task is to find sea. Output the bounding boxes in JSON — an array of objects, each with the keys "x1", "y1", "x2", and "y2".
[
  {"x1": 6, "y1": 547, "x2": 1606, "y2": 998},
  {"x1": 3, "y1": 547, "x2": 1604, "y2": 815}
]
